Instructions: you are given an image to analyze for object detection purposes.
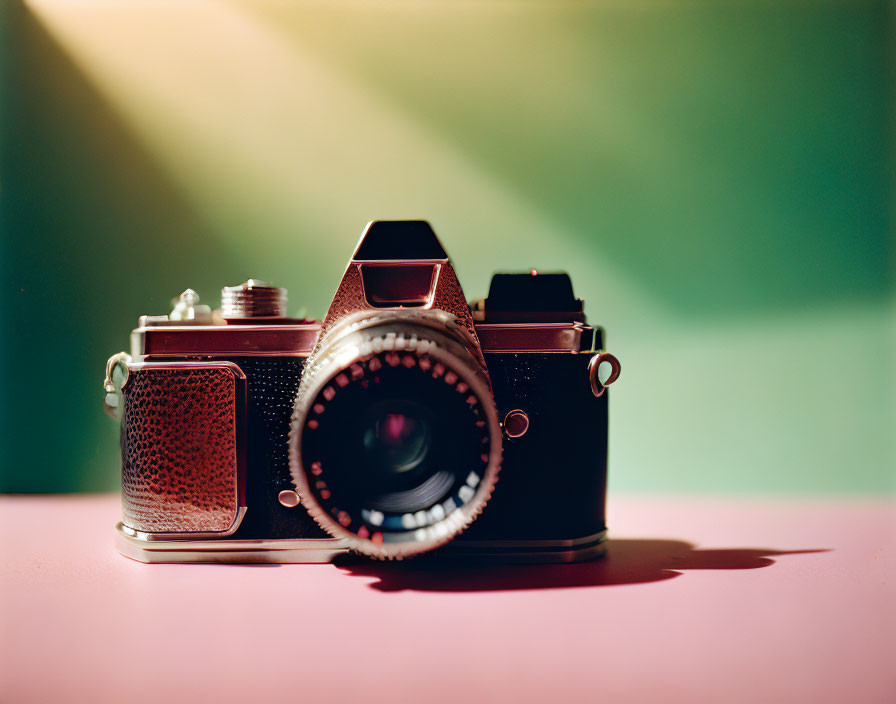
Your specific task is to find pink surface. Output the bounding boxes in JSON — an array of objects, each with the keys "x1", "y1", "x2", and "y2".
[{"x1": 1, "y1": 494, "x2": 894, "y2": 704}]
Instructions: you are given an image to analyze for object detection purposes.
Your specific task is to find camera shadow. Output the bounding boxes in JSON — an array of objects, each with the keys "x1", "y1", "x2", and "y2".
[{"x1": 333, "y1": 539, "x2": 829, "y2": 592}]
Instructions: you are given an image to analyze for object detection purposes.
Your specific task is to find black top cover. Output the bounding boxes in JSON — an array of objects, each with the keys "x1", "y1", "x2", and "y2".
[{"x1": 483, "y1": 272, "x2": 584, "y2": 322}]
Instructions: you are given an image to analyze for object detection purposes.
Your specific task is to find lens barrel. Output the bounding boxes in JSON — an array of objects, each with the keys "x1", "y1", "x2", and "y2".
[{"x1": 289, "y1": 310, "x2": 502, "y2": 559}]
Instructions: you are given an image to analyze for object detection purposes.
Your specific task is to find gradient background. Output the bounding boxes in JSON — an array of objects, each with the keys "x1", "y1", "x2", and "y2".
[{"x1": 0, "y1": 0, "x2": 892, "y2": 494}]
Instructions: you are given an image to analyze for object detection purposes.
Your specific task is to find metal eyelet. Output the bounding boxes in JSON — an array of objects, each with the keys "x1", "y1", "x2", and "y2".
[
  {"x1": 588, "y1": 352, "x2": 621, "y2": 398},
  {"x1": 103, "y1": 352, "x2": 133, "y2": 419}
]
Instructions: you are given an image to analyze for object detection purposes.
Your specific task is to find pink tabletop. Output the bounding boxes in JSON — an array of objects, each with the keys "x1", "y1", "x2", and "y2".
[{"x1": 1, "y1": 494, "x2": 893, "y2": 703}]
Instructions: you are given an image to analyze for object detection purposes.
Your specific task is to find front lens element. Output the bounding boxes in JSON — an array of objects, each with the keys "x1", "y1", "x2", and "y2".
[{"x1": 361, "y1": 401, "x2": 432, "y2": 477}]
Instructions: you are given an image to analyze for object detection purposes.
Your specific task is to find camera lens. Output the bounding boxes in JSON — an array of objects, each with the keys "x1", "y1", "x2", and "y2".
[{"x1": 290, "y1": 314, "x2": 502, "y2": 559}]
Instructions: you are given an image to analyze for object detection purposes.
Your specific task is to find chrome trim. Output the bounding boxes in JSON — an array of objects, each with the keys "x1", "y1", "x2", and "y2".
[
  {"x1": 119, "y1": 507, "x2": 248, "y2": 540},
  {"x1": 114, "y1": 524, "x2": 606, "y2": 564},
  {"x1": 115, "y1": 522, "x2": 347, "y2": 564},
  {"x1": 476, "y1": 322, "x2": 594, "y2": 353},
  {"x1": 124, "y1": 359, "x2": 248, "y2": 380},
  {"x1": 130, "y1": 319, "x2": 595, "y2": 358},
  {"x1": 132, "y1": 324, "x2": 321, "y2": 358}
]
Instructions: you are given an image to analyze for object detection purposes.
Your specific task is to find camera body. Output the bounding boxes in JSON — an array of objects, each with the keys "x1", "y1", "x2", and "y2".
[{"x1": 105, "y1": 221, "x2": 620, "y2": 563}]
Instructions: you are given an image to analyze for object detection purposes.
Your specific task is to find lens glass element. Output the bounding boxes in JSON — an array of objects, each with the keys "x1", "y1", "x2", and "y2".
[{"x1": 362, "y1": 402, "x2": 431, "y2": 477}]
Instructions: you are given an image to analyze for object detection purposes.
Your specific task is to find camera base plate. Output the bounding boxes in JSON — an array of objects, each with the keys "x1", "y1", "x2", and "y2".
[
  {"x1": 115, "y1": 523, "x2": 347, "y2": 564},
  {"x1": 115, "y1": 523, "x2": 606, "y2": 564}
]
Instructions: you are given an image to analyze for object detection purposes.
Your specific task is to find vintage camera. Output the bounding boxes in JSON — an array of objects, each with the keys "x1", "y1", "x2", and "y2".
[{"x1": 103, "y1": 221, "x2": 620, "y2": 562}]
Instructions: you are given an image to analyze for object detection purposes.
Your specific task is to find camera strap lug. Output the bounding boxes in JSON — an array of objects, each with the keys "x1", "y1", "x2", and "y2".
[
  {"x1": 588, "y1": 352, "x2": 621, "y2": 398},
  {"x1": 103, "y1": 352, "x2": 133, "y2": 420}
]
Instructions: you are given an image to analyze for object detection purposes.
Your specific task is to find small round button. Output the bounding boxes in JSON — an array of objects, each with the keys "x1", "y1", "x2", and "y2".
[
  {"x1": 278, "y1": 490, "x2": 301, "y2": 508},
  {"x1": 503, "y1": 409, "x2": 529, "y2": 439}
]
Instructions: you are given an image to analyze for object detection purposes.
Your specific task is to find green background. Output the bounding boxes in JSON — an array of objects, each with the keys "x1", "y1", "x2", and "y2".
[{"x1": 1, "y1": 0, "x2": 892, "y2": 493}]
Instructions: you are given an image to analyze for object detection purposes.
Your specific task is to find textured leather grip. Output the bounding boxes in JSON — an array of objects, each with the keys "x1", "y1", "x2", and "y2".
[{"x1": 121, "y1": 363, "x2": 246, "y2": 533}]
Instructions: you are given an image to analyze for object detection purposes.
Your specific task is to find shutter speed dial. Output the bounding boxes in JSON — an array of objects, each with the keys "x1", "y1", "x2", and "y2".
[{"x1": 221, "y1": 280, "x2": 288, "y2": 319}]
